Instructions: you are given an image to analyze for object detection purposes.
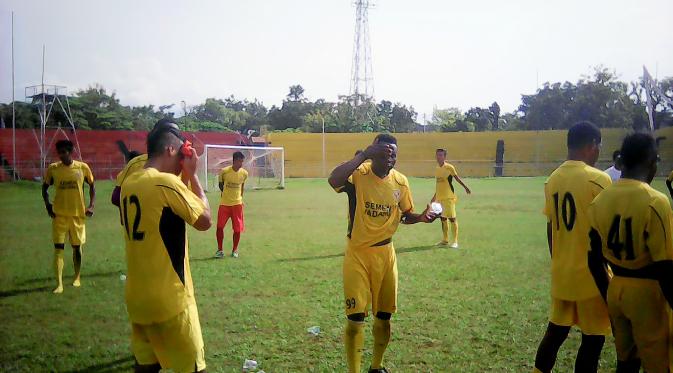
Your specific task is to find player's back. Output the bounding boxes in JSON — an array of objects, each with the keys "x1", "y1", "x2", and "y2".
[
  {"x1": 590, "y1": 179, "x2": 673, "y2": 272},
  {"x1": 121, "y1": 167, "x2": 198, "y2": 325},
  {"x1": 544, "y1": 160, "x2": 611, "y2": 300}
]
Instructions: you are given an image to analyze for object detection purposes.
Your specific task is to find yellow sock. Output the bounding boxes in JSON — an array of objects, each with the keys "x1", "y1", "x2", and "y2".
[
  {"x1": 371, "y1": 317, "x2": 391, "y2": 369},
  {"x1": 441, "y1": 220, "x2": 449, "y2": 242},
  {"x1": 450, "y1": 220, "x2": 459, "y2": 244},
  {"x1": 53, "y1": 249, "x2": 64, "y2": 294},
  {"x1": 344, "y1": 319, "x2": 365, "y2": 373},
  {"x1": 72, "y1": 246, "x2": 82, "y2": 287}
]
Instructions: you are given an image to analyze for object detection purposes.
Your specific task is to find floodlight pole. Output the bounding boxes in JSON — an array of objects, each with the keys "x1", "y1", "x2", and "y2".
[
  {"x1": 321, "y1": 114, "x2": 326, "y2": 177},
  {"x1": 11, "y1": 11, "x2": 16, "y2": 180}
]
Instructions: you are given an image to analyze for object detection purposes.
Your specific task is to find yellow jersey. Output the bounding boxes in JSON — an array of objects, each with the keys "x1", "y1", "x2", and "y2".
[
  {"x1": 218, "y1": 166, "x2": 248, "y2": 206},
  {"x1": 335, "y1": 163, "x2": 414, "y2": 248},
  {"x1": 116, "y1": 154, "x2": 148, "y2": 187},
  {"x1": 589, "y1": 179, "x2": 673, "y2": 272},
  {"x1": 543, "y1": 160, "x2": 612, "y2": 300},
  {"x1": 44, "y1": 160, "x2": 94, "y2": 217},
  {"x1": 435, "y1": 162, "x2": 458, "y2": 201},
  {"x1": 121, "y1": 167, "x2": 206, "y2": 325}
]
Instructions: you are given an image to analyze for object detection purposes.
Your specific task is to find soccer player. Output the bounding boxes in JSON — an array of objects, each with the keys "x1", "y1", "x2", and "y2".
[
  {"x1": 328, "y1": 134, "x2": 438, "y2": 373},
  {"x1": 532, "y1": 122, "x2": 611, "y2": 373},
  {"x1": 121, "y1": 124, "x2": 211, "y2": 373},
  {"x1": 214, "y1": 151, "x2": 248, "y2": 259},
  {"x1": 604, "y1": 150, "x2": 622, "y2": 182},
  {"x1": 431, "y1": 148, "x2": 471, "y2": 248},
  {"x1": 42, "y1": 140, "x2": 95, "y2": 294},
  {"x1": 588, "y1": 133, "x2": 673, "y2": 373}
]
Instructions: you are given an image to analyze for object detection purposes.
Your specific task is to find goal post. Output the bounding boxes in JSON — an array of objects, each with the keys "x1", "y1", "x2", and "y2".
[{"x1": 200, "y1": 144, "x2": 285, "y2": 192}]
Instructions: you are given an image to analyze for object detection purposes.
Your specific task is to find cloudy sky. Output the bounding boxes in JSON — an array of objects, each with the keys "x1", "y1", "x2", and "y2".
[{"x1": 1, "y1": 0, "x2": 672, "y2": 120}]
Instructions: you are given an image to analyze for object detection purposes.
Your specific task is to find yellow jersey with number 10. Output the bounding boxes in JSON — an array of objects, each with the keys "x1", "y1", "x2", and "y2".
[
  {"x1": 219, "y1": 166, "x2": 248, "y2": 206},
  {"x1": 543, "y1": 160, "x2": 612, "y2": 300},
  {"x1": 44, "y1": 160, "x2": 94, "y2": 217},
  {"x1": 335, "y1": 163, "x2": 414, "y2": 248},
  {"x1": 589, "y1": 179, "x2": 673, "y2": 271},
  {"x1": 435, "y1": 162, "x2": 458, "y2": 201},
  {"x1": 121, "y1": 167, "x2": 205, "y2": 325}
]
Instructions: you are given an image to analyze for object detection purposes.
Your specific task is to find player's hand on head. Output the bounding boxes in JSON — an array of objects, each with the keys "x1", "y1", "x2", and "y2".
[
  {"x1": 181, "y1": 145, "x2": 199, "y2": 177},
  {"x1": 363, "y1": 143, "x2": 393, "y2": 160}
]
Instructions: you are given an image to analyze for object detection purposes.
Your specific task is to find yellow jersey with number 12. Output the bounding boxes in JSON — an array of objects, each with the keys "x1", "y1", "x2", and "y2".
[
  {"x1": 121, "y1": 167, "x2": 205, "y2": 325},
  {"x1": 219, "y1": 166, "x2": 248, "y2": 206},
  {"x1": 589, "y1": 179, "x2": 673, "y2": 270},
  {"x1": 435, "y1": 162, "x2": 458, "y2": 201},
  {"x1": 44, "y1": 160, "x2": 94, "y2": 217},
  {"x1": 543, "y1": 160, "x2": 611, "y2": 300},
  {"x1": 335, "y1": 163, "x2": 414, "y2": 248}
]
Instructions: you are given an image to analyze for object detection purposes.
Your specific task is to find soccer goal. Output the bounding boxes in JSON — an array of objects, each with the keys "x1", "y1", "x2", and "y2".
[{"x1": 199, "y1": 144, "x2": 285, "y2": 192}]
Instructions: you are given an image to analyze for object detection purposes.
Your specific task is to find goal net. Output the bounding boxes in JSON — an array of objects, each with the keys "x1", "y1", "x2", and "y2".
[{"x1": 199, "y1": 145, "x2": 285, "y2": 192}]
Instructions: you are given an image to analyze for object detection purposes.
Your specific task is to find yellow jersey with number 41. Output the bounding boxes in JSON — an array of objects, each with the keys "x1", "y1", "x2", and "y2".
[
  {"x1": 44, "y1": 160, "x2": 94, "y2": 217},
  {"x1": 588, "y1": 179, "x2": 673, "y2": 272},
  {"x1": 335, "y1": 163, "x2": 414, "y2": 248},
  {"x1": 543, "y1": 160, "x2": 611, "y2": 300},
  {"x1": 218, "y1": 166, "x2": 248, "y2": 206},
  {"x1": 121, "y1": 167, "x2": 205, "y2": 325}
]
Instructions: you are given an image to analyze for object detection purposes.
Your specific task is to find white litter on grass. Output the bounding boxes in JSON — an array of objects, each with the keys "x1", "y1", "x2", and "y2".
[
  {"x1": 307, "y1": 326, "x2": 321, "y2": 336},
  {"x1": 119, "y1": 274, "x2": 127, "y2": 281},
  {"x1": 242, "y1": 359, "x2": 258, "y2": 371}
]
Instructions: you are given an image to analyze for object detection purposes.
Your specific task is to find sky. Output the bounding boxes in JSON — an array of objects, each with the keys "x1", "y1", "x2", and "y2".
[{"x1": 1, "y1": 0, "x2": 672, "y2": 121}]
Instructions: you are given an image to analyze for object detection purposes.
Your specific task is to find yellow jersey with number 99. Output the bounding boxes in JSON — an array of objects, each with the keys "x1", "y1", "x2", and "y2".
[
  {"x1": 588, "y1": 179, "x2": 673, "y2": 271},
  {"x1": 121, "y1": 167, "x2": 205, "y2": 325},
  {"x1": 335, "y1": 163, "x2": 414, "y2": 248},
  {"x1": 543, "y1": 160, "x2": 612, "y2": 300}
]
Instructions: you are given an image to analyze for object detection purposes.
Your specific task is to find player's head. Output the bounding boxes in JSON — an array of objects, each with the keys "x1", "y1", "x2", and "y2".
[
  {"x1": 55, "y1": 140, "x2": 74, "y2": 164},
  {"x1": 372, "y1": 133, "x2": 398, "y2": 171},
  {"x1": 146, "y1": 119, "x2": 185, "y2": 175},
  {"x1": 436, "y1": 148, "x2": 447, "y2": 163},
  {"x1": 567, "y1": 121, "x2": 602, "y2": 166},
  {"x1": 619, "y1": 132, "x2": 658, "y2": 183},
  {"x1": 611, "y1": 149, "x2": 621, "y2": 170},
  {"x1": 232, "y1": 151, "x2": 245, "y2": 169}
]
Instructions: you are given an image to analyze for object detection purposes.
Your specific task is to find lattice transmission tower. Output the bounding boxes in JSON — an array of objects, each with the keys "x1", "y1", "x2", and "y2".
[{"x1": 349, "y1": 0, "x2": 374, "y2": 106}]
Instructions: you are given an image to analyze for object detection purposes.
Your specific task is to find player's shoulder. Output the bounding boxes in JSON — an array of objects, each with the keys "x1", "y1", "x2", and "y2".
[
  {"x1": 443, "y1": 162, "x2": 455, "y2": 169},
  {"x1": 356, "y1": 162, "x2": 372, "y2": 175},
  {"x1": 127, "y1": 154, "x2": 147, "y2": 167},
  {"x1": 646, "y1": 185, "x2": 672, "y2": 212},
  {"x1": 241, "y1": 168, "x2": 249, "y2": 176},
  {"x1": 48, "y1": 161, "x2": 61, "y2": 169},
  {"x1": 390, "y1": 168, "x2": 409, "y2": 187},
  {"x1": 584, "y1": 165, "x2": 611, "y2": 187},
  {"x1": 73, "y1": 160, "x2": 91, "y2": 169},
  {"x1": 221, "y1": 165, "x2": 232, "y2": 174}
]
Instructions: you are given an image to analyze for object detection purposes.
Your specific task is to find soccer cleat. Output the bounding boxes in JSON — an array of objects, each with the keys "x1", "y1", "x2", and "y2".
[
  {"x1": 231, "y1": 251, "x2": 239, "y2": 258},
  {"x1": 449, "y1": 242, "x2": 459, "y2": 249},
  {"x1": 436, "y1": 240, "x2": 449, "y2": 246},
  {"x1": 53, "y1": 285, "x2": 63, "y2": 294},
  {"x1": 214, "y1": 250, "x2": 225, "y2": 259},
  {"x1": 368, "y1": 368, "x2": 390, "y2": 373},
  {"x1": 72, "y1": 278, "x2": 81, "y2": 287}
]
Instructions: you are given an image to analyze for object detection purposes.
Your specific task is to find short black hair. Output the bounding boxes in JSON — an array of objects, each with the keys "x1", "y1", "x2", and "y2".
[
  {"x1": 436, "y1": 148, "x2": 447, "y2": 155},
  {"x1": 612, "y1": 150, "x2": 620, "y2": 162},
  {"x1": 233, "y1": 151, "x2": 245, "y2": 161},
  {"x1": 374, "y1": 133, "x2": 397, "y2": 145},
  {"x1": 147, "y1": 122, "x2": 184, "y2": 157},
  {"x1": 567, "y1": 121, "x2": 601, "y2": 150},
  {"x1": 55, "y1": 140, "x2": 74, "y2": 152},
  {"x1": 620, "y1": 133, "x2": 657, "y2": 170}
]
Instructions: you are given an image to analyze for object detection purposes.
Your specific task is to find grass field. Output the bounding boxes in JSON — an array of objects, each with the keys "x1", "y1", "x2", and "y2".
[{"x1": 0, "y1": 177, "x2": 670, "y2": 372}]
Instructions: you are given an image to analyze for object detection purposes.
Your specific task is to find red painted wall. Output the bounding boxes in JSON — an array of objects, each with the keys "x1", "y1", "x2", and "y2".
[{"x1": 0, "y1": 129, "x2": 250, "y2": 181}]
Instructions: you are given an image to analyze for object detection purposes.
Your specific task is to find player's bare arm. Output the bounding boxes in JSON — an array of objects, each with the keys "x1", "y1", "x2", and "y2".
[
  {"x1": 218, "y1": 181, "x2": 224, "y2": 192},
  {"x1": 182, "y1": 145, "x2": 212, "y2": 231},
  {"x1": 587, "y1": 228, "x2": 609, "y2": 302},
  {"x1": 86, "y1": 178, "x2": 95, "y2": 217},
  {"x1": 546, "y1": 222, "x2": 552, "y2": 257},
  {"x1": 111, "y1": 186, "x2": 121, "y2": 207},
  {"x1": 655, "y1": 260, "x2": 673, "y2": 308},
  {"x1": 455, "y1": 175, "x2": 471, "y2": 194},
  {"x1": 667, "y1": 179, "x2": 673, "y2": 200},
  {"x1": 328, "y1": 144, "x2": 391, "y2": 188},
  {"x1": 401, "y1": 206, "x2": 438, "y2": 224},
  {"x1": 41, "y1": 182, "x2": 55, "y2": 218},
  {"x1": 240, "y1": 183, "x2": 245, "y2": 198}
]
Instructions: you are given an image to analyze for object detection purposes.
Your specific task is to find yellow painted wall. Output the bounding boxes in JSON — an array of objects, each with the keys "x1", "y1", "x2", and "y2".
[{"x1": 268, "y1": 128, "x2": 673, "y2": 178}]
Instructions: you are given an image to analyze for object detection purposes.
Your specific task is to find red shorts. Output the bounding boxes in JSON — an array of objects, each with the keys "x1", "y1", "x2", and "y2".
[{"x1": 217, "y1": 204, "x2": 244, "y2": 233}]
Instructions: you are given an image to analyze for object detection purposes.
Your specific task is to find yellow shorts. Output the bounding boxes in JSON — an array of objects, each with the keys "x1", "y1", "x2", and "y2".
[
  {"x1": 131, "y1": 303, "x2": 206, "y2": 373},
  {"x1": 343, "y1": 243, "x2": 398, "y2": 316},
  {"x1": 438, "y1": 199, "x2": 457, "y2": 219},
  {"x1": 52, "y1": 216, "x2": 86, "y2": 246},
  {"x1": 608, "y1": 277, "x2": 669, "y2": 372},
  {"x1": 549, "y1": 295, "x2": 611, "y2": 336}
]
